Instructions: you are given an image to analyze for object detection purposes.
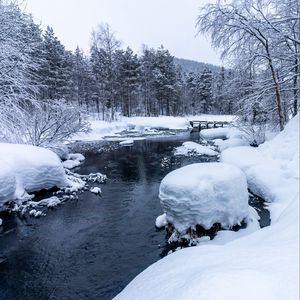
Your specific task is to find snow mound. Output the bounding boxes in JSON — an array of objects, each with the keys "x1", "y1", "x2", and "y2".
[
  {"x1": 200, "y1": 128, "x2": 229, "y2": 140},
  {"x1": 119, "y1": 139, "x2": 134, "y2": 146},
  {"x1": 155, "y1": 213, "x2": 167, "y2": 228},
  {"x1": 174, "y1": 141, "x2": 218, "y2": 156},
  {"x1": 214, "y1": 137, "x2": 249, "y2": 151},
  {"x1": 62, "y1": 153, "x2": 85, "y2": 169},
  {"x1": 201, "y1": 127, "x2": 250, "y2": 151},
  {"x1": 0, "y1": 143, "x2": 69, "y2": 206},
  {"x1": 90, "y1": 187, "x2": 101, "y2": 195},
  {"x1": 159, "y1": 163, "x2": 250, "y2": 232}
]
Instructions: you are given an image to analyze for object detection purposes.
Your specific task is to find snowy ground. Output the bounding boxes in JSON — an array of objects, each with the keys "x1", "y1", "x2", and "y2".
[
  {"x1": 73, "y1": 114, "x2": 235, "y2": 141},
  {"x1": 114, "y1": 115, "x2": 299, "y2": 300},
  {"x1": 0, "y1": 143, "x2": 107, "y2": 224}
]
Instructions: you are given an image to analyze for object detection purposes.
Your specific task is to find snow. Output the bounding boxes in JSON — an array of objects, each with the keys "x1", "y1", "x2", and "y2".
[
  {"x1": 114, "y1": 115, "x2": 299, "y2": 300},
  {"x1": 90, "y1": 187, "x2": 102, "y2": 195},
  {"x1": 62, "y1": 153, "x2": 85, "y2": 169},
  {"x1": 30, "y1": 196, "x2": 61, "y2": 208},
  {"x1": 174, "y1": 141, "x2": 218, "y2": 156},
  {"x1": 0, "y1": 143, "x2": 70, "y2": 206},
  {"x1": 200, "y1": 127, "x2": 250, "y2": 151},
  {"x1": 119, "y1": 139, "x2": 134, "y2": 146},
  {"x1": 29, "y1": 209, "x2": 44, "y2": 218},
  {"x1": 73, "y1": 114, "x2": 235, "y2": 141},
  {"x1": 155, "y1": 213, "x2": 167, "y2": 228},
  {"x1": 159, "y1": 163, "x2": 250, "y2": 232},
  {"x1": 200, "y1": 127, "x2": 230, "y2": 140}
]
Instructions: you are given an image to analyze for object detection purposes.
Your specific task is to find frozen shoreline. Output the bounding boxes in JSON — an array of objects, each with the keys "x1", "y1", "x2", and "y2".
[
  {"x1": 114, "y1": 115, "x2": 299, "y2": 300},
  {"x1": 72, "y1": 114, "x2": 236, "y2": 142}
]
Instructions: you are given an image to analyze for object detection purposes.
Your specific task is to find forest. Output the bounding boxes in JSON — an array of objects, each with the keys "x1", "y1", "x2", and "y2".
[{"x1": 0, "y1": 0, "x2": 299, "y2": 146}]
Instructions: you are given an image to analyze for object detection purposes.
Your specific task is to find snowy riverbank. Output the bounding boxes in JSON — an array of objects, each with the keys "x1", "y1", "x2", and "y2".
[
  {"x1": 114, "y1": 115, "x2": 299, "y2": 300},
  {"x1": 72, "y1": 114, "x2": 235, "y2": 141}
]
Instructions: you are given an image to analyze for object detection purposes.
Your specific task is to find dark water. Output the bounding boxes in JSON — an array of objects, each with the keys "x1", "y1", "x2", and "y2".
[{"x1": 0, "y1": 134, "x2": 269, "y2": 300}]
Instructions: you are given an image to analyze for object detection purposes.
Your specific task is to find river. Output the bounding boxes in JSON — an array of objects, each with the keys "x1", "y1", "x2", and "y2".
[{"x1": 0, "y1": 133, "x2": 269, "y2": 300}]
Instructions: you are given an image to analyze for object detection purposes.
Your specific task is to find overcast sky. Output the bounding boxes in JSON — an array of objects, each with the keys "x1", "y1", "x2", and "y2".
[{"x1": 25, "y1": 0, "x2": 221, "y2": 65}]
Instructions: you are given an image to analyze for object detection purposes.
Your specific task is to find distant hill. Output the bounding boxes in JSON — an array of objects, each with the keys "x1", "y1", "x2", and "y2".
[{"x1": 174, "y1": 57, "x2": 221, "y2": 74}]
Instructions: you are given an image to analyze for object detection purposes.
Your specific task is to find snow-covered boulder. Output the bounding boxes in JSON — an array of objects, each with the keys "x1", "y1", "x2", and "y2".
[
  {"x1": 155, "y1": 213, "x2": 167, "y2": 228},
  {"x1": 0, "y1": 143, "x2": 69, "y2": 205},
  {"x1": 120, "y1": 139, "x2": 134, "y2": 146},
  {"x1": 200, "y1": 128, "x2": 229, "y2": 140},
  {"x1": 174, "y1": 141, "x2": 218, "y2": 156},
  {"x1": 0, "y1": 162, "x2": 16, "y2": 204},
  {"x1": 159, "y1": 163, "x2": 250, "y2": 233},
  {"x1": 200, "y1": 127, "x2": 250, "y2": 151},
  {"x1": 62, "y1": 153, "x2": 85, "y2": 169}
]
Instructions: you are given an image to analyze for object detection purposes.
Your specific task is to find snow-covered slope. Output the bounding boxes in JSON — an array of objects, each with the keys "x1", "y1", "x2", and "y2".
[
  {"x1": 0, "y1": 143, "x2": 69, "y2": 205},
  {"x1": 114, "y1": 115, "x2": 299, "y2": 300}
]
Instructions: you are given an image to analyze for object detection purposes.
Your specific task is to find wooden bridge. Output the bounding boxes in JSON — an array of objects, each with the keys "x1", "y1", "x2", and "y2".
[{"x1": 189, "y1": 120, "x2": 231, "y2": 133}]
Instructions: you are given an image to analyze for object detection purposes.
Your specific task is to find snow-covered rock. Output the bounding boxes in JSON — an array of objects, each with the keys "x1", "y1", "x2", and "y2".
[
  {"x1": 119, "y1": 139, "x2": 134, "y2": 146},
  {"x1": 0, "y1": 143, "x2": 70, "y2": 206},
  {"x1": 214, "y1": 137, "x2": 249, "y2": 151},
  {"x1": 62, "y1": 153, "x2": 85, "y2": 169},
  {"x1": 200, "y1": 127, "x2": 250, "y2": 152},
  {"x1": 68, "y1": 153, "x2": 85, "y2": 162},
  {"x1": 200, "y1": 127, "x2": 229, "y2": 140},
  {"x1": 29, "y1": 209, "x2": 44, "y2": 218},
  {"x1": 90, "y1": 187, "x2": 102, "y2": 195},
  {"x1": 36, "y1": 196, "x2": 61, "y2": 208},
  {"x1": 155, "y1": 213, "x2": 167, "y2": 228},
  {"x1": 174, "y1": 141, "x2": 218, "y2": 156},
  {"x1": 0, "y1": 162, "x2": 17, "y2": 204},
  {"x1": 159, "y1": 162, "x2": 250, "y2": 232}
]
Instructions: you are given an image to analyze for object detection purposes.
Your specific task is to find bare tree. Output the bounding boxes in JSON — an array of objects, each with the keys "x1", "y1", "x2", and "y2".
[{"x1": 197, "y1": 0, "x2": 299, "y2": 130}]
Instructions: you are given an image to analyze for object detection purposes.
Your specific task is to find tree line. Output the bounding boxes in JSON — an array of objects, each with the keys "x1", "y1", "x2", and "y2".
[
  {"x1": 1, "y1": 0, "x2": 298, "y2": 146},
  {"x1": 198, "y1": 0, "x2": 300, "y2": 131}
]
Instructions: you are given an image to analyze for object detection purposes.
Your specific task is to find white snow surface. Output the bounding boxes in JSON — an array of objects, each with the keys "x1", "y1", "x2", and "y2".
[
  {"x1": 28, "y1": 196, "x2": 61, "y2": 208},
  {"x1": 159, "y1": 162, "x2": 250, "y2": 232},
  {"x1": 62, "y1": 153, "x2": 85, "y2": 169},
  {"x1": 90, "y1": 187, "x2": 101, "y2": 195},
  {"x1": 73, "y1": 115, "x2": 235, "y2": 141},
  {"x1": 174, "y1": 141, "x2": 218, "y2": 156},
  {"x1": 115, "y1": 115, "x2": 299, "y2": 300},
  {"x1": 201, "y1": 127, "x2": 250, "y2": 151},
  {"x1": 155, "y1": 213, "x2": 167, "y2": 228},
  {"x1": 119, "y1": 139, "x2": 134, "y2": 146},
  {"x1": 0, "y1": 143, "x2": 70, "y2": 205},
  {"x1": 200, "y1": 127, "x2": 230, "y2": 140}
]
